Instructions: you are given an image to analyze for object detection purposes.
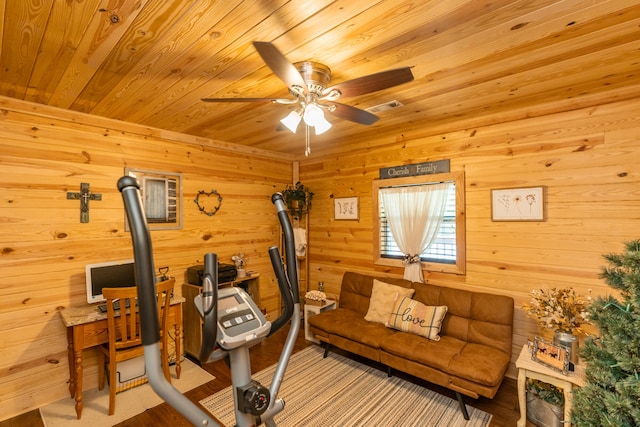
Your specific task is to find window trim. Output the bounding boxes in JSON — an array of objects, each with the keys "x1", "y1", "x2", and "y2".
[{"x1": 372, "y1": 171, "x2": 466, "y2": 275}]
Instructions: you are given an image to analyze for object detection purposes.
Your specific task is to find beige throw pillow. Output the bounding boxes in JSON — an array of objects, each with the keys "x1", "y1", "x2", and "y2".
[
  {"x1": 387, "y1": 296, "x2": 448, "y2": 341},
  {"x1": 364, "y1": 279, "x2": 415, "y2": 324}
]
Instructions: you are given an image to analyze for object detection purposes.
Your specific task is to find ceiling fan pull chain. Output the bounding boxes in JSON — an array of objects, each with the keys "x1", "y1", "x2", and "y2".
[{"x1": 305, "y1": 125, "x2": 311, "y2": 156}]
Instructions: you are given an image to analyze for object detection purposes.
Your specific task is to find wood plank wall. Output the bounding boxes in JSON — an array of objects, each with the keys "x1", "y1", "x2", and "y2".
[
  {"x1": 1, "y1": 94, "x2": 639, "y2": 420},
  {"x1": 0, "y1": 97, "x2": 292, "y2": 420},
  {"x1": 299, "y1": 97, "x2": 640, "y2": 379}
]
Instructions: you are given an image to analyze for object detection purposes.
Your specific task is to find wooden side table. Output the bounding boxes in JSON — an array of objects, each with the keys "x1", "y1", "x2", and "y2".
[
  {"x1": 516, "y1": 344, "x2": 586, "y2": 427},
  {"x1": 304, "y1": 300, "x2": 336, "y2": 343}
]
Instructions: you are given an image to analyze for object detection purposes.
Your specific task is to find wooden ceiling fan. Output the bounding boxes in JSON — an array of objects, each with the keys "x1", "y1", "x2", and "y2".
[{"x1": 202, "y1": 42, "x2": 414, "y2": 128}]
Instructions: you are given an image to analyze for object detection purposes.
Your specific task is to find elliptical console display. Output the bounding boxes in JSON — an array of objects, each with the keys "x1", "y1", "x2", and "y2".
[{"x1": 195, "y1": 286, "x2": 270, "y2": 351}]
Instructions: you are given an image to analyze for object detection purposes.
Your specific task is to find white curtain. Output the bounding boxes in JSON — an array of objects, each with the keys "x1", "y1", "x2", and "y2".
[{"x1": 380, "y1": 182, "x2": 452, "y2": 282}]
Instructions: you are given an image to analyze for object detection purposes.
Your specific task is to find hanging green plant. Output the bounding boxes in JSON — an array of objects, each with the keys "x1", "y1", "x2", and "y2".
[{"x1": 281, "y1": 181, "x2": 314, "y2": 219}]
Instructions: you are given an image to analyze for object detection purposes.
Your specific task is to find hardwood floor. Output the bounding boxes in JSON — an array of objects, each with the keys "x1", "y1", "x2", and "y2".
[{"x1": 1, "y1": 325, "x2": 533, "y2": 426}]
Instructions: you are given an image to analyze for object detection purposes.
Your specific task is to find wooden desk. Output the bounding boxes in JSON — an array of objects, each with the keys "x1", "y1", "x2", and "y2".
[
  {"x1": 516, "y1": 344, "x2": 586, "y2": 427},
  {"x1": 60, "y1": 297, "x2": 184, "y2": 419}
]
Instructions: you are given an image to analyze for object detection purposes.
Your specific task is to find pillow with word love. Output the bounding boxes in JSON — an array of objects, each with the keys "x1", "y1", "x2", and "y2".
[{"x1": 387, "y1": 296, "x2": 448, "y2": 341}]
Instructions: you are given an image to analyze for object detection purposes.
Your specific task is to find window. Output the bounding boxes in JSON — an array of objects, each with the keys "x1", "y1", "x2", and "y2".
[
  {"x1": 373, "y1": 171, "x2": 465, "y2": 274},
  {"x1": 124, "y1": 168, "x2": 183, "y2": 230},
  {"x1": 142, "y1": 176, "x2": 177, "y2": 223}
]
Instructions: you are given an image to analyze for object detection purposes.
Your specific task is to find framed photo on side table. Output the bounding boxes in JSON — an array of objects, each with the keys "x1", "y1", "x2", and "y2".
[
  {"x1": 532, "y1": 336, "x2": 570, "y2": 375},
  {"x1": 334, "y1": 197, "x2": 359, "y2": 220}
]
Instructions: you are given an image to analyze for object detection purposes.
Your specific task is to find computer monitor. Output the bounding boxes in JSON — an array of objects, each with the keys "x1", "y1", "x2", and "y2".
[{"x1": 85, "y1": 259, "x2": 136, "y2": 304}]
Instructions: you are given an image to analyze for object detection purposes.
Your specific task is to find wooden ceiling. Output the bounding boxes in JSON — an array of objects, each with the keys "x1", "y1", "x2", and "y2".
[{"x1": 1, "y1": 1, "x2": 639, "y2": 158}]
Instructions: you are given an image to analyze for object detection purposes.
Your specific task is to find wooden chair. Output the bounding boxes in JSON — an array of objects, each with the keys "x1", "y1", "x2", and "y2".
[{"x1": 97, "y1": 278, "x2": 175, "y2": 415}]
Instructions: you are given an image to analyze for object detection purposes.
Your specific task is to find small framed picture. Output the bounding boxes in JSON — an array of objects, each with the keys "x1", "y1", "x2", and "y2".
[
  {"x1": 491, "y1": 186, "x2": 544, "y2": 221},
  {"x1": 532, "y1": 336, "x2": 570, "y2": 375},
  {"x1": 334, "y1": 197, "x2": 359, "y2": 220}
]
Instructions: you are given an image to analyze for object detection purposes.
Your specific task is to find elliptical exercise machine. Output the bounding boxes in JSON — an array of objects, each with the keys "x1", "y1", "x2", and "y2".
[{"x1": 118, "y1": 176, "x2": 300, "y2": 427}]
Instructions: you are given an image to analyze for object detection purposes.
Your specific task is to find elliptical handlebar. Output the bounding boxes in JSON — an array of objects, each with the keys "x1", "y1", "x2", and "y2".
[
  {"x1": 267, "y1": 193, "x2": 297, "y2": 336},
  {"x1": 117, "y1": 176, "x2": 218, "y2": 426},
  {"x1": 199, "y1": 253, "x2": 219, "y2": 363},
  {"x1": 273, "y1": 193, "x2": 300, "y2": 303},
  {"x1": 117, "y1": 176, "x2": 161, "y2": 346},
  {"x1": 118, "y1": 178, "x2": 300, "y2": 427}
]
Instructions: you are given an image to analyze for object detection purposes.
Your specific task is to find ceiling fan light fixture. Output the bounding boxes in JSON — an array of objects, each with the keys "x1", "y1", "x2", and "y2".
[
  {"x1": 302, "y1": 103, "x2": 322, "y2": 125},
  {"x1": 280, "y1": 110, "x2": 302, "y2": 133},
  {"x1": 313, "y1": 115, "x2": 332, "y2": 135},
  {"x1": 303, "y1": 103, "x2": 332, "y2": 135}
]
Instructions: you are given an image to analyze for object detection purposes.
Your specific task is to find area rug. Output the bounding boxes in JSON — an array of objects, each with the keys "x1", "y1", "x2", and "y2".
[
  {"x1": 40, "y1": 359, "x2": 214, "y2": 427},
  {"x1": 200, "y1": 346, "x2": 492, "y2": 427}
]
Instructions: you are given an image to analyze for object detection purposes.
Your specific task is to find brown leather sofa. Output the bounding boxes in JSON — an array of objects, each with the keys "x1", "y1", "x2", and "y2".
[{"x1": 307, "y1": 271, "x2": 514, "y2": 419}]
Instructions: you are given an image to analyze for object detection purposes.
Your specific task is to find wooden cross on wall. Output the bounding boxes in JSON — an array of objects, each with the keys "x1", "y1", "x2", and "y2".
[{"x1": 66, "y1": 182, "x2": 102, "y2": 223}]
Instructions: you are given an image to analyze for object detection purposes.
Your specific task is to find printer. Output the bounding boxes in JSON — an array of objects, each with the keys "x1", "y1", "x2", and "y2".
[{"x1": 187, "y1": 263, "x2": 237, "y2": 286}]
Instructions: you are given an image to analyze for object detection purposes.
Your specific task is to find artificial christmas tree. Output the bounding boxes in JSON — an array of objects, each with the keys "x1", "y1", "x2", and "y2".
[{"x1": 571, "y1": 240, "x2": 640, "y2": 426}]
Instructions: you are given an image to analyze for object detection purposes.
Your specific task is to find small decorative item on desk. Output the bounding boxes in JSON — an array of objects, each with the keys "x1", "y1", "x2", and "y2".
[
  {"x1": 232, "y1": 253, "x2": 247, "y2": 278},
  {"x1": 522, "y1": 287, "x2": 590, "y2": 366},
  {"x1": 305, "y1": 290, "x2": 326, "y2": 306}
]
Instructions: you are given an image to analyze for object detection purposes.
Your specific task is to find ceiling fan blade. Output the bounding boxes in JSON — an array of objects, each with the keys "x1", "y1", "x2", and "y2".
[
  {"x1": 328, "y1": 102, "x2": 379, "y2": 125},
  {"x1": 252, "y1": 41, "x2": 307, "y2": 93},
  {"x1": 323, "y1": 67, "x2": 414, "y2": 98},
  {"x1": 201, "y1": 97, "x2": 294, "y2": 103}
]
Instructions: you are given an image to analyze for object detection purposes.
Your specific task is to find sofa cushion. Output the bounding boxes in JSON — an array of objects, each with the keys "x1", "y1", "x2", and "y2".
[
  {"x1": 411, "y1": 284, "x2": 514, "y2": 354},
  {"x1": 387, "y1": 296, "x2": 448, "y2": 341},
  {"x1": 381, "y1": 332, "x2": 465, "y2": 372},
  {"x1": 339, "y1": 272, "x2": 414, "y2": 315},
  {"x1": 307, "y1": 307, "x2": 395, "y2": 348},
  {"x1": 447, "y1": 343, "x2": 511, "y2": 387},
  {"x1": 364, "y1": 279, "x2": 415, "y2": 324}
]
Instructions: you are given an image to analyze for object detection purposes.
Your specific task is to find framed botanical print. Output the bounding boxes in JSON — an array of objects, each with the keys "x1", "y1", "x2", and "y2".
[
  {"x1": 491, "y1": 186, "x2": 544, "y2": 221},
  {"x1": 334, "y1": 197, "x2": 359, "y2": 220}
]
